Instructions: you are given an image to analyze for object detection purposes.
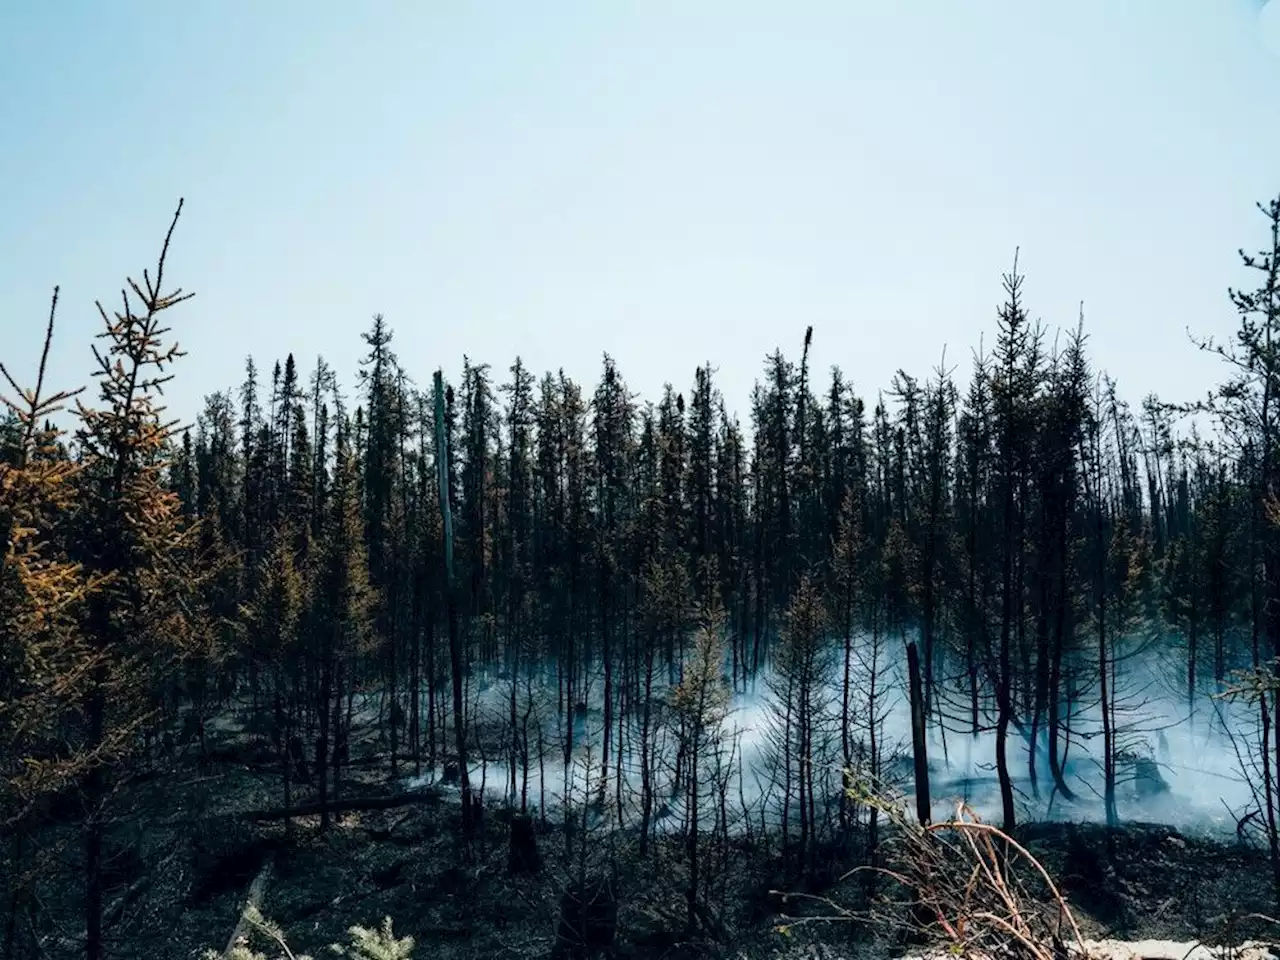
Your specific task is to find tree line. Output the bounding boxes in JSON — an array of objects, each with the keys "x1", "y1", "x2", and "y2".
[{"x1": 5, "y1": 196, "x2": 1280, "y2": 958}]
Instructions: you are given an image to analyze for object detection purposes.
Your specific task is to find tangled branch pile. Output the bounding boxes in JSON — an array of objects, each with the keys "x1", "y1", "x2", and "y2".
[{"x1": 872, "y1": 801, "x2": 1085, "y2": 960}]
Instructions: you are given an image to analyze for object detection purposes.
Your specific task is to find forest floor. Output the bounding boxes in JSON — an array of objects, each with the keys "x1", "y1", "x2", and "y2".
[{"x1": 15, "y1": 705, "x2": 1280, "y2": 960}]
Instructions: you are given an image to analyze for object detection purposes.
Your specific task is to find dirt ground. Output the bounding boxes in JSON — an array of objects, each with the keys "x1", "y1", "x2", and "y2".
[{"x1": 11, "y1": 709, "x2": 1280, "y2": 960}]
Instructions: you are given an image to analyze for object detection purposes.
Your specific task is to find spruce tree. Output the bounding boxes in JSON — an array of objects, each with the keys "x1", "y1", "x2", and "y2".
[{"x1": 68, "y1": 201, "x2": 207, "y2": 960}]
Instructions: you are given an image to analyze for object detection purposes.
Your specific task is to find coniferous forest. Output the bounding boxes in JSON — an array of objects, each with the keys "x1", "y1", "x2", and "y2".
[{"x1": 5, "y1": 196, "x2": 1280, "y2": 959}]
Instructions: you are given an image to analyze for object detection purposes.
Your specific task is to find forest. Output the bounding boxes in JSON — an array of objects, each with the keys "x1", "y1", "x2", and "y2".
[{"x1": 3, "y1": 195, "x2": 1280, "y2": 960}]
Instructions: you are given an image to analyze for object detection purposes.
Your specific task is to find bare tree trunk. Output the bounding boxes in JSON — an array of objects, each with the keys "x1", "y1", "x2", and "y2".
[
  {"x1": 638, "y1": 643, "x2": 656, "y2": 856},
  {"x1": 436, "y1": 371, "x2": 472, "y2": 840},
  {"x1": 840, "y1": 611, "x2": 853, "y2": 829},
  {"x1": 906, "y1": 641, "x2": 931, "y2": 826},
  {"x1": 1098, "y1": 506, "x2": 1117, "y2": 830},
  {"x1": 317, "y1": 635, "x2": 333, "y2": 831},
  {"x1": 389, "y1": 600, "x2": 399, "y2": 780},
  {"x1": 686, "y1": 721, "x2": 700, "y2": 931},
  {"x1": 426, "y1": 618, "x2": 437, "y2": 770},
  {"x1": 84, "y1": 672, "x2": 107, "y2": 960},
  {"x1": 599, "y1": 595, "x2": 612, "y2": 808},
  {"x1": 411, "y1": 586, "x2": 422, "y2": 777}
]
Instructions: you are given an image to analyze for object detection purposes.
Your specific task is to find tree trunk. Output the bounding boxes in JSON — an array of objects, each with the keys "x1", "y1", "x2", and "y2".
[
  {"x1": 507, "y1": 813, "x2": 541, "y2": 874},
  {"x1": 906, "y1": 641, "x2": 931, "y2": 827},
  {"x1": 84, "y1": 671, "x2": 107, "y2": 960}
]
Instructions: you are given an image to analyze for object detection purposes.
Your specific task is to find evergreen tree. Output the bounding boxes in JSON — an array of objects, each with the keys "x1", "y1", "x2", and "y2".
[{"x1": 68, "y1": 202, "x2": 208, "y2": 959}]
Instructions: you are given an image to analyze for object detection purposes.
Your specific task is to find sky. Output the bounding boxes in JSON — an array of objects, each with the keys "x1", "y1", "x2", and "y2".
[{"x1": 3, "y1": 1, "x2": 1280, "y2": 431}]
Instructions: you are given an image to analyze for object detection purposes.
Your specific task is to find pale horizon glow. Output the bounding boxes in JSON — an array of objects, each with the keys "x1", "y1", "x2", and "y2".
[{"x1": 3, "y1": 1, "x2": 1280, "y2": 427}]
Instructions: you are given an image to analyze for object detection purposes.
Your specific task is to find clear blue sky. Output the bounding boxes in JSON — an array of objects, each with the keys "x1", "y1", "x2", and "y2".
[{"x1": 4, "y1": 0, "x2": 1280, "y2": 427}]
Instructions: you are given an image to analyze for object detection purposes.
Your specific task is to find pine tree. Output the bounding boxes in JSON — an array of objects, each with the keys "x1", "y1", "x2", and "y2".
[
  {"x1": 315, "y1": 408, "x2": 373, "y2": 830},
  {"x1": 68, "y1": 201, "x2": 208, "y2": 960},
  {"x1": 0, "y1": 291, "x2": 106, "y2": 960},
  {"x1": 989, "y1": 250, "x2": 1041, "y2": 832},
  {"x1": 0, "y1": 290, "x2": 99, "y2": 822},
  {"x1": 766, "y1": 572, "x2": 832, "y2": 876},
  {"x1": 670, "y1": 572, "x2": 730, "y2": 929}
]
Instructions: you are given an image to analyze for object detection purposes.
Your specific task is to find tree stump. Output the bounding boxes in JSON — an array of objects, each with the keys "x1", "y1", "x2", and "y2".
[
  {"x1": 181, "y1": 713, "x2": 205, "y2": 746},
  {"x1": 1132, "y1": 757, "x2": 1169, "y2": 799},
  {"x1": 507, "y1": 813, "x2": 541, "y2": 874},
  {"x1": 288, "y1": 735, "x2": 310, "y2": 783},
  {"x1": 552, "y1": 875, "x2": 617, "y2": 960}
]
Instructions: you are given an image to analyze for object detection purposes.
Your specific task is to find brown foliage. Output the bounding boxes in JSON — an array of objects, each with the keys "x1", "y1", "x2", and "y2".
[{"x1": 0, "y1": 289, "x2": 107, "y2": 821}]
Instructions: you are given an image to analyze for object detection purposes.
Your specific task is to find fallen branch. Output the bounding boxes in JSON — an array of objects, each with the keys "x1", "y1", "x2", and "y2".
[
  {"x1": 237, "y1": 789, "x2": 442, "y2": 823},
  {"x1": 218, "y1": 853, "x2": 275, "y2": 959}
]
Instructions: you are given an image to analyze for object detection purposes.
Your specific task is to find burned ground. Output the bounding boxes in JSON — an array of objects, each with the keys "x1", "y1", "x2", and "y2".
[{"x1": 8, "y1": 707, "x2": 1276, "y2": 960}]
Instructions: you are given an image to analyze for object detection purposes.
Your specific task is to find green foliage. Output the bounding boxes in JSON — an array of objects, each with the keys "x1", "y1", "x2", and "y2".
[
  {"x1": 330, "y1": 917, "x2": 415, "y2": 959},
  {"x1": 205, "y1": 907, "x2": 413, "y2": 960},
  {"x1": 670, "y1": 593, "x2": 730, "y2": 728}
]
